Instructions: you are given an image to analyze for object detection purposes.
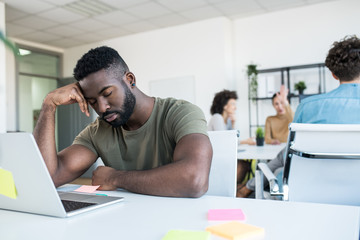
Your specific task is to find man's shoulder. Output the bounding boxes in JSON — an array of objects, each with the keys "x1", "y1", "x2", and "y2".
[
  {"x1": 154, "y1": 97, "x2": 207, "y2": 140},
  {"x1": 156, "y1": 97, "x2": 203, "y2": 114},
  {"x1": 299, "y1": 93, "x2": 327, "y2": 105},
  {"x1": 156, "y1": 97, "x2": 196, "y2": 107}
]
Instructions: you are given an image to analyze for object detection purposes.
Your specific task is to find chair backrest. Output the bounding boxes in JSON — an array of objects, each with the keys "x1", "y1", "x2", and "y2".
[
  {"x1": 283, "y1": 123, "x2": 360, "y2": 206},
  {"x1": 206, "y1": 130, "x2": 238, "y2": 197}
]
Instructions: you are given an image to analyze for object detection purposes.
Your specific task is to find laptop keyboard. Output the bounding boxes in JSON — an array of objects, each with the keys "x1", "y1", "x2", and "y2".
[{"x1": 61, "y1": 200, "x2": 96, "y2": 212}]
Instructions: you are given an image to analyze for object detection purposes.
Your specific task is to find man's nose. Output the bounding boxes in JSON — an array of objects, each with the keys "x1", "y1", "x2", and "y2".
[{"x1": 98, "y1": 98, "x2": 110, "y2": 113}]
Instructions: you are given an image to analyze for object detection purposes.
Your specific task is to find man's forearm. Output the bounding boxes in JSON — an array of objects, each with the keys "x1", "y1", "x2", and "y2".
[
  {"x1": 114, "y1": 167, "x2": 208, "y2": 198},
  {"x1": 33, "y1": 101, "x2": 59, "y2": 176},
  {"x1": 95, "y1": 160, "x2": 209, "y2": 198}
]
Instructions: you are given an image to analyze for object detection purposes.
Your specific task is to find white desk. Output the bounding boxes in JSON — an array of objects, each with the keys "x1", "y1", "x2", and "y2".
[
  {"x1": 238, "y1": 143, "x2": 286, "y2": 160},
  {"x1": 0, "y1": 184, "x2": 359, "y2": 240}
]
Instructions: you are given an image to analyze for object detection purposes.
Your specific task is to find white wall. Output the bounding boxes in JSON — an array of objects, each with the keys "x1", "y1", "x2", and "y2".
[
  {"x1": 63, "y1": 17, "x2": 235, "y2": 122},
  {"x1": 234, "y1": 0, "x2": 360, "y2": 137},
  {"x1": 0, "y1": 2, "x2": 6, "y2": 133},
  {"x1": 6, "y1": 0, "x2": 359, "y2": 137}
]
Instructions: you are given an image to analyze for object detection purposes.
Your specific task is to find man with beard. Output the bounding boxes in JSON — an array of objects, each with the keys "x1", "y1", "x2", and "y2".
[{"x1": 33, "y1": 46, "x2": 212, "y2": 198}]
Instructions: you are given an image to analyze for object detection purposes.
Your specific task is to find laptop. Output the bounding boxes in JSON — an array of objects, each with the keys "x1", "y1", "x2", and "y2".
[{"x1": 0, "y1": 132, "x2": 123, "y2": 218}]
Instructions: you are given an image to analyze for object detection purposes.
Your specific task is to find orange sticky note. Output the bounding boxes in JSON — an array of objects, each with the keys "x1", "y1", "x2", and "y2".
[
  {"x1": 74, "y1": 185, "x2": 100, "y2": 193},
  {"x1": 0, "y1": 168, "x2": 17, "y2": 199},
  {"x1": 208, "y1": 209, "x2": 245, "y2": 221},
  {"x1": 206, "y1": 221, "x2": 265, "y2": 240},
  {"x1": 162, "y1": 230, "x2": 210, "y2": 240}
]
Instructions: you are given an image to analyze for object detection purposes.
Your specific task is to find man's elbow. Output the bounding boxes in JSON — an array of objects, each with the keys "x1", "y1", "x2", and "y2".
[{"x1": 184, "y1": 174, "x2": 209, "y2": 198}]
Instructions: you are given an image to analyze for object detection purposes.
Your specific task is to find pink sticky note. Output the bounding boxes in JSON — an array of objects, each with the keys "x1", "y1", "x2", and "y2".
[
  {"x1": 208, "y1": 209, "x2": 245, "y2": 221},
  {"x1": 74, "y1": 185, "x2": 100, "y2": 193}
]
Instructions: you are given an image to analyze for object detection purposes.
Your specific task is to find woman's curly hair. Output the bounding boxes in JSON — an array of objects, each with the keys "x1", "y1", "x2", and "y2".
[
  {"x1": 210, "y1": 90, "x2": 238, "y2": 115},
  {"x1": 325, "y1": 35, "x2": 360, "y2": 81},
  {"x1": 73, "y1": 46, "x2": 129, "y2": 81}
]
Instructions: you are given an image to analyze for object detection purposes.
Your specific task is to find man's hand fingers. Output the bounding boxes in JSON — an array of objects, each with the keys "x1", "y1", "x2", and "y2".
[{"x1": 72, "y1": 87, "x2": 90, "y2": 117}]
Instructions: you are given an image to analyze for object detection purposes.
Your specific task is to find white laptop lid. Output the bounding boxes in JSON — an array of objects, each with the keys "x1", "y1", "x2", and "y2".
[{"x1": 0, "y1": 133, "x2": 122, "y2": 217}]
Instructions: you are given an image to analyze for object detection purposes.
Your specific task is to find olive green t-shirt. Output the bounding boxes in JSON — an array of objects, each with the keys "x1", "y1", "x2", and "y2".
[{"x1": 73, "y1": 97, "x2": 208, "y2": 170}]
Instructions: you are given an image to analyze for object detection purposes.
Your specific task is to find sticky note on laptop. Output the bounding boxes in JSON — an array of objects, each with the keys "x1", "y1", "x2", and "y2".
[
  {"x1": 0, "y1": 168, "x2": 17, "y2": 199},
  {"x1": 74, "y1": 185, "x2": 100, "y2": 193},
  {"x1": 162, "y1": 230, "x2": 210, "y2": 240},
  {"x1": 208, "y1": 209, "x2": 245, "y2": 221},
  {"x1": 206, "y1": 221, "x2": 265, "y2": 240}
]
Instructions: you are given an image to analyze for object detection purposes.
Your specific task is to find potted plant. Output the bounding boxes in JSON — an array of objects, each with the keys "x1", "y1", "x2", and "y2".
[
  {"x1": 255, "y1": 127, "x2": 264, "y2": 146},
  {"x1": 247, "y1": 64, "x2": 258, "y2": 102},
  {"x1": 294, "y1": 81, "x2": 307, "y2": 95}
]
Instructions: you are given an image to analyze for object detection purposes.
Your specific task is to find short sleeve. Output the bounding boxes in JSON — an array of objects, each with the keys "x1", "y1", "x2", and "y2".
[
  {"x1": 166, "y1": 101, "x2": 208, "y2": 143},
  {"x1": 73, "y1": 120, "x2": 99, "y2": 157}
]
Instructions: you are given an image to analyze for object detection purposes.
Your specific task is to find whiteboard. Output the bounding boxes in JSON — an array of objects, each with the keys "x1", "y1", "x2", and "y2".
[{"x1": 149, "y1": 76, "x2": 195, "y2": 103}]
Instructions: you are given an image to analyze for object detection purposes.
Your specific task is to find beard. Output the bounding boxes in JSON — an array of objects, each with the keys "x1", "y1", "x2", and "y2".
[{"x1": 102, "y1": 84, "x2": 136, "y2": 128}]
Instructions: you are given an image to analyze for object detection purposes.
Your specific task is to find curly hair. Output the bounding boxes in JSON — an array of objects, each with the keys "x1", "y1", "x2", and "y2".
[
  {"x1": 73, "y1": 46, "x2": 129, "y2": 81},
  {"x1": 210, "y1": 90, "x2": 238, "y2": 115},
  {"x1": 325, "y1": 35, "x2": 360, "y2": 81}
]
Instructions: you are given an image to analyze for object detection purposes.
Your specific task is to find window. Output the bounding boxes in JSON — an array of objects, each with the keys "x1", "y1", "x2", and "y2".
[{"x1": 17, "y1": 48, "x2": 60, "y2": 133}]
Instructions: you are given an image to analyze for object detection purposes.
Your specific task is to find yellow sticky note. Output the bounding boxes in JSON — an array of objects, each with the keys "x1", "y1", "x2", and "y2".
[
  {"x1": 206, "y1": 221, "x2": 265, "y2": 240},
  {"x1": 162, "y1": 230, "x2": 210, "y2": 240},
  {"x1": 0, "y1": 168, "x2": 17, "y2": 199}
]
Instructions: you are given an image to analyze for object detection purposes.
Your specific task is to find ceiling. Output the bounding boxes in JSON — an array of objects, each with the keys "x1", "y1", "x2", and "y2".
[{"x1": 3, "y1": 0, "x2": 337, "y2": 49}]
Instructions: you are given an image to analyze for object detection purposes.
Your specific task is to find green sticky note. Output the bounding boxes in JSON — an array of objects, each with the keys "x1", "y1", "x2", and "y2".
[
  {"x1": 0, "y1": 168, "x2": 17, "y2": 199},
  {"x1": 162, "y1": 230, "x2": 210, "y2": 240}
]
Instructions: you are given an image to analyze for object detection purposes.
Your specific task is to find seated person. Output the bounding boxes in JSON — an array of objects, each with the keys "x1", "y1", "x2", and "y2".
[
  {"x1": 265, "y1": 85, "x2": 294, "y2": 145},
  {"x1": 208, "y1": 89, "x2": 237, "y2": 131},
  {"x1": 293, "y1": 35, "x2": 360, "y2": 123},
  {"x1": 208, "y1": 89, "x2": 255, "y2": 145},
  {"x1": 208, "y1": 90, "x2": 255, "y2": 195},
  {"x1": 237, "y1": 35, "x2": 360, "y2": 198},
  {"x1": 33, "y1": 46, "x2": 213, "y2": 198}
]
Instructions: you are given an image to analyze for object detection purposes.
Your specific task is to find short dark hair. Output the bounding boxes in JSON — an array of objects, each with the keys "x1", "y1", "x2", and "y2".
[
  {"x1": 73, "y1": 46, "x2": 129, "y2": 81},
  {"x1": 325, "y1": 35, "x2": 360, "y2": 81},
  {"x1": 210, "y1": 90, "x2": 238, "y2": 115},
  {"x1": 272, "y1": 92, "x2": 278, "y2": 102}
]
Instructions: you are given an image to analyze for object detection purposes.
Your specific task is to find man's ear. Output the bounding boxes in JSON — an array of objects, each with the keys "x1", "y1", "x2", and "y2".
[
  {"x1": 332, "y1": 72, "x2": 339, "y2": 80},
  {"x1": 125, "y1": 72, "x2": 136, "y2": 87}
]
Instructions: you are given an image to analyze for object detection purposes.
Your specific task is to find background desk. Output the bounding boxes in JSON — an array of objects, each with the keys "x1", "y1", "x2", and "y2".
[
  {"x1": 0, "y1": 184, "x2": 359, "y2": 240},
  {"x1": 238, "y1": 143, "x2": 286, "y2": 160}
]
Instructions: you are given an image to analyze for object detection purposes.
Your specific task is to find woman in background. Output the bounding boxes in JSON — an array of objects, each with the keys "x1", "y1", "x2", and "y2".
[
  {"x1": 208, "y1": 90, "x2": 237, "y2": 131},
  {"x1": 208, "y1": 89, "x2": 255, "y2": 197},
  {"x1": 265, "y1": 85, "x2": 294, "y2": 145}
]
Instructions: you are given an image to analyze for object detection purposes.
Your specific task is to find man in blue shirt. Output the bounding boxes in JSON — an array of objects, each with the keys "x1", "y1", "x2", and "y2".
[
  {"x1": 294, "y1": 35, "x2": 360, "y2": 123},
  {"x1": 237, "y1": 35, "x2": 360, "y2": 198}
]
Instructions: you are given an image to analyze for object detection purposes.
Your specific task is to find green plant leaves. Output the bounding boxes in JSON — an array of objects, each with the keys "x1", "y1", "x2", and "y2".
[{"x1": 0, "y1": 30, "x2": 20, "y2": 57}]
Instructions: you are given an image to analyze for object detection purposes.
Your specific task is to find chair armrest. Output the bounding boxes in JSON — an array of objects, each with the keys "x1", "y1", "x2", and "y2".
[{"x1": 257, "y1": 163, "x2": 281, "y2": 196}]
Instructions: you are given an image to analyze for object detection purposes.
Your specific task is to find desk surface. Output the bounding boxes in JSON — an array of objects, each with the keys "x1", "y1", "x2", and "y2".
[
  {"x1": 0, "y1": 184, "x2": 359, "y2": 240},
  {"x1": 238, "y1": 143, "x2": 286, "y2": 160}
]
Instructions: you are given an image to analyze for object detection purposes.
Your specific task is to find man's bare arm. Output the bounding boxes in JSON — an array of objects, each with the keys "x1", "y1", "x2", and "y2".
[
  {"x1": 33, "y1": 83, "x2": 95, "y2": 187},
  {"x1": 92, "y1": 133, "x2": 213, "y2": 198}
]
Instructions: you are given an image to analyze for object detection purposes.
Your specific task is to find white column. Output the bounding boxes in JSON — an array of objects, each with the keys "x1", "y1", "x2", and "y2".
[{"x1": 0, "y1": 2, "x2": 6, "y2": 133}]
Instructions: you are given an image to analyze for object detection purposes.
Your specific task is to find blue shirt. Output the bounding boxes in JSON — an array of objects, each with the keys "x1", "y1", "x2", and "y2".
[{"x1": 294, "y1": 83, "x2": 360, "y2": 124}]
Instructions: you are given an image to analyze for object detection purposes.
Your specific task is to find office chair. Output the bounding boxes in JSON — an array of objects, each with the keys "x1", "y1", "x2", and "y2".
[
  {"x1": 255, "y1": 123, "x2": 360, "y2": 206},
  {"x1": 207, "y1": 130, "x2": 238, "y2": 197}
]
